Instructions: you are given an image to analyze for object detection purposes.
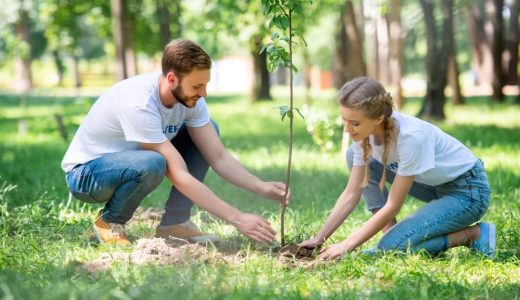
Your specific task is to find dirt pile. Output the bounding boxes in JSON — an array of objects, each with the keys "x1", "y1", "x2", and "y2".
[{"x1": 83, "y1": 237, "x2": 221, "y2": 273}]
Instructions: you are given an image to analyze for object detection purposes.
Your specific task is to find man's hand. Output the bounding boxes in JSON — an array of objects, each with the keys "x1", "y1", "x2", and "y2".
[
  {"x1": 233, "y1": 213, "x2": 276, "y2": 244},
  {"x1": 257, "y1": 181, "x2": 291, "y2": 207},
  {"x1": 319, "y1": 241, "x2": 351, "y2": 260}
]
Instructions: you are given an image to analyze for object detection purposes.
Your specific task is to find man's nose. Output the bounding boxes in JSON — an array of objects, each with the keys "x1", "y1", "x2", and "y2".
[{"x1": 199, "y1": 87, "x2": 207, "y2": 98}]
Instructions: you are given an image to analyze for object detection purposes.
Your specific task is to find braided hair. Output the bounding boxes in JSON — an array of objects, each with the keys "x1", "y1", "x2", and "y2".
[{"x1": 338, "y1": 77, "x2": 396, "y2": 191}]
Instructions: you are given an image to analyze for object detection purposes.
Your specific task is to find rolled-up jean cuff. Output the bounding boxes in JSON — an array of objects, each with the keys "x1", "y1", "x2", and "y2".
[{"x1": 443, "y1": 235, "x2": 450, "y2": 251}]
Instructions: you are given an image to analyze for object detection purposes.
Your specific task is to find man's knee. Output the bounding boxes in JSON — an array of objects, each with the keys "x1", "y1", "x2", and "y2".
[{"x1": 140, "y1": 151, "x2": 166, "y2": 187}]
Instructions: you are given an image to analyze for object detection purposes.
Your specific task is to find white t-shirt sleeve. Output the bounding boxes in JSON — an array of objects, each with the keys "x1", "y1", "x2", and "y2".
[
  {"x1": 119, "y1": 105, "x2": 167, "y2": 144},
  {"x1": 185, "y1": 98, "x2": 210, "y2": 127},
  {"x1": 352, "y1": 141, "x2": 366, "y2": 166},
  {"x1": 396, "y1": 131, "x2": 435, "y2": 176}
]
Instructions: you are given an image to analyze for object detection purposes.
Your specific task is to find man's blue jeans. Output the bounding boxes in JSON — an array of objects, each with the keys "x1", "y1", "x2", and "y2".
[
  {"x1": 66, "y1": 121, "x2": 219, "y2": 225},
  {"x1": 346, "y1": 147, "x2": 492, "y2": 255}
]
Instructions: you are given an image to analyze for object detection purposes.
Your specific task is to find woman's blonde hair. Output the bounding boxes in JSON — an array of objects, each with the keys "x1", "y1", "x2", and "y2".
[{"x1": 338, "y1": 77, "x2": 395, "y2": 191}]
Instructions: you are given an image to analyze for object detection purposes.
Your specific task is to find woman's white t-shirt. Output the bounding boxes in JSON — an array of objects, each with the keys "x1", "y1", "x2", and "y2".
[
  {"x1": 61, "y1": 72, "x2": 210, "y2": 172},
  {"x1": 352, "y1": 111, "x2": 478, "y2": 186}
]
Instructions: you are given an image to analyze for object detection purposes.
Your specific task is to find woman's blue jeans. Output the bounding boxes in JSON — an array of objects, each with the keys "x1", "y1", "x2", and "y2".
[
  {"x1": 66, "y1": 121, "x2": 219, "y2": 225},
  {"x1": 346, "y1": 147, "x2": 492, "y2": 255}
]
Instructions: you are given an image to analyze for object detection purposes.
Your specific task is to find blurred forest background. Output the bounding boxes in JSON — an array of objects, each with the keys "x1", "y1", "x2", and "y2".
[{"x1": 0, "y1": 0, "x2": 518, "y2": 120}]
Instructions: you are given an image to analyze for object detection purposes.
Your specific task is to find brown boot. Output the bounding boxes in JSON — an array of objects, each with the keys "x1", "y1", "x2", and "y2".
[
  {"x1": 155, "y1": 221, "x2": 220, "y2": 243},
  {"x1": 93, "y1": 211, "x2": 131, "y2": 245}
]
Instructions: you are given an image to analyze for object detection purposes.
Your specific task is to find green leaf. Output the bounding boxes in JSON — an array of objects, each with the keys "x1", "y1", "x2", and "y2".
[
  {"x1": 280, "y1": 15, "x2": 290, "y2": 29},
  {"x1": 278, "y1": 105, "x2": 290, "y2": 121},
  {"x1": 259, "y1": 45, "x2": 268, "y2": 54},
  {"x1": 294, "y1": 107, "x2": 304, "y2": 119}
]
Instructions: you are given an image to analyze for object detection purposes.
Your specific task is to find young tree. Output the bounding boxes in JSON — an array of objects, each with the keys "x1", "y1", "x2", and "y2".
[{"x1": 261, "y1": 0, "x2": 308, "y2": 246}]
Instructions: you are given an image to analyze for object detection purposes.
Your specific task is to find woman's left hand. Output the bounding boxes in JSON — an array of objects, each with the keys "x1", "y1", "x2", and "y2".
[{"x1": 319, "y1": 241, "x2": 351, "y2": 260}]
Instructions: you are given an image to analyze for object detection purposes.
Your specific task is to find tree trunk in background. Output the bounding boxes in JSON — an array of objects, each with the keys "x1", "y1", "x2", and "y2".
[
  {"x1": 364, "y1": 0, "x2": 390, "y2": 85},
  {"x1": 376, "y1": 10, "x2": 390, "y2": 85},
  {"x1": 447, "y1": 6, "x2": 463, "y2": 104},
  {"x1": 156, "y1": 0, "x2": 183, "y2": 47},
  {"x1": 111, "y1": 0, "x2": 128, "y2": 80},
  {"x1": 303, "y1": 47, "x2": 312, "y2": 104},
  {"x1": 419, "y1": 0, "x2": 453, "y2": 120},
  {"x1": 505, "y1": 0, "x2": 519, "y2": 86},
  {"x1": 387, "y1": 0, "x2": 404, "y2": 108},
  {"x1": 466, "y1": 1, "x2": 493, "y2": 87},
  {"x1": 332, "y1": 0, "x2": 366, "y2": 89},
  {"x1": 448, "y1": 51, "x2": 464, "y2": 104},
  {"x1": 52, "y1": 50, "x2": 65, "y2": 86},
  {"x1": 124, "y1": 2, "x2": 137, "y2": 77},
  {"x1": 73, "y1": 56, "x2": 82, "y2": 88},
  {"x1": 488, "y1": 0, "x2": 505, "y2": 101},
  {"x1": 251, "y1": 35, "x2": 272, "y2": 101},
  {"x1": 364, "y1": 0, "x2": 377, "y2": 80},
  {"x1": 157, "y1": 0, "x2": 171, "y2": 47},
  {"x1": 14, "y1": 4, "x2": 32, "y2": 91}
]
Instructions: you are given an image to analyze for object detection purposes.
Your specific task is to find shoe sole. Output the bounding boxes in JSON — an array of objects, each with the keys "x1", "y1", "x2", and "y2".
[{"x1": 190, "y1": 235, "x2": 221, "y2": 243}]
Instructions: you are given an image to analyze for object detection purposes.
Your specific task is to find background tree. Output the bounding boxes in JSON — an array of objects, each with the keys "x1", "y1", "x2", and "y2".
[
  {"x1": 504, "y1": 0, "x2": 518, "y2": 87},
  {"x1": 111, "y1": 0, "x2": 132, "y2": 80},
  {"x1": 199, "y1": 0, "x2": 273, "y2": 101},
  {"x1": 333, "y1": 0, "x2": 366, "y2": 89},
  {"x1": 43, "y1": 0, "x2": 109, "y2": 87},
  {"x1": 418, "y1": 0, "x2": 457, "y2": 120},
  {"x1": 364, "y1": 0, "x2": 405, "y2": 108},
  {"x1": 156, "y1": 0, "x2": 183, "y2": 47},
  {"x1": 0, "y1": 0, "x2": 46, "y2": 91}
]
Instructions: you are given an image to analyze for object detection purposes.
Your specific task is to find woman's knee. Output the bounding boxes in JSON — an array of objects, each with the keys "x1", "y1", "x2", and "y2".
[{"x1": 376, "y1": 228, "x2": 411, "y2": 252}]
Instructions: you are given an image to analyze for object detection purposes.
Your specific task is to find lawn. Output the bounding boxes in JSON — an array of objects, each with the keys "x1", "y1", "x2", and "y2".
[{"x1": 0, "y1": 90, "x2": 519, "y2": 299}]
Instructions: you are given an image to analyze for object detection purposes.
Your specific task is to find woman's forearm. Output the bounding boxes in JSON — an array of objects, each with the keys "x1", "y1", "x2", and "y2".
[{"x1": 314, "y1": 190, "x2": 361, "y2": 242}]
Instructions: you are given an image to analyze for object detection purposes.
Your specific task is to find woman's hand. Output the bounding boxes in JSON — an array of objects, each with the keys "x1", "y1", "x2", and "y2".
[
  {"x1": 297, "y1": 237, "x2": 324, "y2": 249},
  {"x1": 319, "y1": 241, "x2": 352, "y2": 260}
]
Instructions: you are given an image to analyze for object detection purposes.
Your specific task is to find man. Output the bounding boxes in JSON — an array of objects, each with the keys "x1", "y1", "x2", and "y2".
[{"x1": 61, "y1": 39, "x2": 289, "y2": 245}]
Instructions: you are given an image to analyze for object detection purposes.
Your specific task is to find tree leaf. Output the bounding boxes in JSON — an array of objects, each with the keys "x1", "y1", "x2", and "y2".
[
  {"x1": 280, "y1": 15, "x2": 290, "y2": 29},
  {"x1": 294, "y1": 107, "x2": 304, "y2": 119}
]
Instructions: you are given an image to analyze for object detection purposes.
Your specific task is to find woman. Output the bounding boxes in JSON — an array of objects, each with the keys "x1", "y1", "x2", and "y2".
[{"x1": 299, "y1": 77, "x2": 494, "y2": 259}]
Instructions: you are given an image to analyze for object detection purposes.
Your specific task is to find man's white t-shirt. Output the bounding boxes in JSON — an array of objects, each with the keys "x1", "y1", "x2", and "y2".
[
  {"x1": 61, "y1": 72, "x2": 210, "y2": 172},
  {"x1": 352, "y1": 111, "x2": 478, "y2": 186}
]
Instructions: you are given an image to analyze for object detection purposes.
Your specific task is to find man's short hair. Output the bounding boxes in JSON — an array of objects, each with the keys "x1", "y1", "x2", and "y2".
[{"x1": 161, "y1": 39, "x2": 212, "y2": 78}]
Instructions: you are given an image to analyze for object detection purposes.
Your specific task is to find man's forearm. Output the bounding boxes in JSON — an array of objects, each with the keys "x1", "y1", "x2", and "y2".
[
  {"x1": 210, "y1": 154, "x2": 262, "y2": 194},
  {"x1": 167, "y1": 170, "x2": 242, "y2": 225}
]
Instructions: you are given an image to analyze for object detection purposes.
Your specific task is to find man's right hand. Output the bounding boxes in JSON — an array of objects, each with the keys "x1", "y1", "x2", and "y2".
[{"x1": 233, "y1": 213, "x2": 276, "y2": 244}]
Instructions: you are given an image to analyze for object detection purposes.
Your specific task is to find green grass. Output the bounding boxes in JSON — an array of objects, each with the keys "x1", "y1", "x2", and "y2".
[{"x1": 0, "y1": 90, "x2": 519, "y2": 299}]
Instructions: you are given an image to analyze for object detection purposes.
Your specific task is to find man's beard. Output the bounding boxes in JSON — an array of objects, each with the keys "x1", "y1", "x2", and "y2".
[{"x1": 171, "y1": 85, "x2": 199, "y2": 108}]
